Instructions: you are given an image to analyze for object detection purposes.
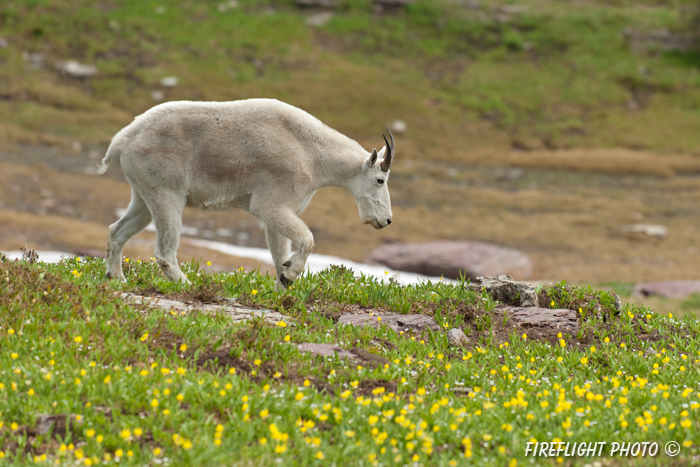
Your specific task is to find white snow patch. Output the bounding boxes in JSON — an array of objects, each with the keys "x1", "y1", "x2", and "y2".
[
  {"x1": 2, "y1": 250, "x2": 72, "y2": 263},
  {"x1": 183, "y1": 238, "x2": 455, "y2": 285}
]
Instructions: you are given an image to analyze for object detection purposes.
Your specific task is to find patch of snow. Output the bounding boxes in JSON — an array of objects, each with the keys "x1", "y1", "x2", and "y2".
[
  {"x1": 184, "y1": 237, "x2": 456, "y2": 285},
  {"x1": 2, "y1": 251, "x2": 72, "y2": 263}
]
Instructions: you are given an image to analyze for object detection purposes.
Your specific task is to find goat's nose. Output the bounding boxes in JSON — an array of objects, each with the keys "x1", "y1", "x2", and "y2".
[{"x1": 386, "y1": 219, "x2": 392, "y2": 225}]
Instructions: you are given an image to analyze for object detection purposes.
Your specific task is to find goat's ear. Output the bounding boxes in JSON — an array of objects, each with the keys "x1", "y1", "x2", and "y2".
[
  {"x1": 367, "y1": 148, "x2": 378, "y2": 168},
  {"x1": 377, "y1": 146, "x2": 387, "y2": 158}
]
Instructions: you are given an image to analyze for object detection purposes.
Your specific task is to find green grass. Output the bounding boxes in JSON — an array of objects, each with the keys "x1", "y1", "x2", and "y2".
[
  {"x1": 0, "y1": 0, "x2": 699, "y2": 153},
  {"x1": 1, "y1": 255, "x2": 699, "y2": 465}
]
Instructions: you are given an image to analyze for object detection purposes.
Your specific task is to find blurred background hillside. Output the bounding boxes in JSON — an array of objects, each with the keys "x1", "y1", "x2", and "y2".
[{"x1": 1, "y1": 0, "x2": 700, "y2": 310}]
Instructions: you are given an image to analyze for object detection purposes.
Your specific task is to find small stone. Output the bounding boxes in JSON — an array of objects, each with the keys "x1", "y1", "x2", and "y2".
[
  {"x1": 151, "y1": 90, "x2": 165, "y2": 101},
  {"x1": 338, "y1": 312, "x2": 439, "y2": 333},
  {"x1": 297, "y1": 343, "x2": 356, "y2": 360},
  {"x1": 216, "y1": 228, "x2": 235, "y2": 237},
  {"x1": 447, "y1": 328, "x2": 468, "y2": 346},
  {"x1": 160, "y1": 76, "x2": 178, "y2": 87},
  {"x1": 55, "y1": 60, "x2": 98, "y2": 78},
  {"x1": 306, "y1": 12, "x2": 334, "y2": 27},
  {"x1": 389, "y1": 120, "x2": 407, "y2": 134},
  {"x1": 622, "y1": 223, "x2": 667, "y2": 239}
]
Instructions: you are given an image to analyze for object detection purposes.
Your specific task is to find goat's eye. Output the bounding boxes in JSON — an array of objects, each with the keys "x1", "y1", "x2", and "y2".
[{"x1": 377, "y1": 179, "x2": 384, "y2": 185}]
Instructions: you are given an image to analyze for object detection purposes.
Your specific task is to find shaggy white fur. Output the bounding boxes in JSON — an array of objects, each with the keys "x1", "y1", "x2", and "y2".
[{"x1": 98, "y1": 98, "x2": 394, "y2": 289}]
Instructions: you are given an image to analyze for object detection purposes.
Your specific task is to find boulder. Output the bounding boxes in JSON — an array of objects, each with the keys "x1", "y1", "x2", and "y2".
[
  {"x1": 366, "y1": 241, "x2": 532, "y2": 280},
  {"x1": 633, "y1": 280, "x2": 700, "y2": 300},
  {"x1": 467, "y1": 274, "x2": 538, "y2": 307}
]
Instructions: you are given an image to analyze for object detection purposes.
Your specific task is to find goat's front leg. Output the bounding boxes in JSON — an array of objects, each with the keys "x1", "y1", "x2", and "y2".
[
  {"x1": 263, "y1": 226, "x2": 292, "y2": 291},
  {"x1": 255, "y1": 208, "x2": 314, "y2": 290}
]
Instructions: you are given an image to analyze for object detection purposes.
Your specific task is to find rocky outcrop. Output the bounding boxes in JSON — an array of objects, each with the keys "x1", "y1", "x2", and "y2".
[
  {"x1": 366, "y1": 241, "x2": 532, "y2": 280},
  {"x1": 121, "y1": 293, "x2": 292, "y2": 325},
  {"x1": 467, "y1": 274, "x2": 538, "y2": 307}
]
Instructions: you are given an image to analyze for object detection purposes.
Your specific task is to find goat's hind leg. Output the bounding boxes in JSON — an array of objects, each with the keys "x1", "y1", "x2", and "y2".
[
  {"x1": 106, "y1": 189, "x2": 153, "y2": 280},
  {"x1": 146, "y1": 191, "x2": 189, "y2": 283}
]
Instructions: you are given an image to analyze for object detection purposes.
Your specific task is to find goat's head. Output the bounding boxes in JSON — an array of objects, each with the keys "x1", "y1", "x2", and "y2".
[{"x1": 350, "y1": 130, "x2": 394, "y2": 229}]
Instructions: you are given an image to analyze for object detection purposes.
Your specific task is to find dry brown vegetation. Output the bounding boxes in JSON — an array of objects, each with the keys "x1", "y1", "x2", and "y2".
[{"x1": 2, "y1": 142, "x2": 700, "y2": 290}]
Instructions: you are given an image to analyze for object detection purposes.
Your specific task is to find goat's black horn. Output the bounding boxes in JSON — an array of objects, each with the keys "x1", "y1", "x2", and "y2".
[{"x1": 381, "y1": 129, "x2": 394, "y2": 172}]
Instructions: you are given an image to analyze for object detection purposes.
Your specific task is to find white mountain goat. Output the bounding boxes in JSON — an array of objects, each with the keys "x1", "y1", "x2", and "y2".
[{"x1": 97, "y1": 99, "x2": 394, "y2": 289}]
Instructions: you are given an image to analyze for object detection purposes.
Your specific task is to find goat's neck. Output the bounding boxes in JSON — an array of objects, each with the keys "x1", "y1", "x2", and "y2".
[{"x1": 313, "y1": 146, "x2": 366, "y2": 192}]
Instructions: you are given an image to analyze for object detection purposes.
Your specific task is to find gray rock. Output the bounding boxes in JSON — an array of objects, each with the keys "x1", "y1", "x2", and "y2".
[
  {"x1": 338, "y1": 312, "x2": 439, "y2": 333},
  {"x1": 633, "y1": 280, "x2": 700, "y2": 300},
  {"x1": 467, "y1": 274, "x2": 538, "y2": 307},
  {"x1": 447, "y1": 328, "x2": 468, "y2": 346},
  {"x1": 55, "y1": 60, "x2": 98, "y2": 78},
  {"x1": 366, "y1": 241, "x2": 532, "y2": 280},
  {"x1": 121, "y1": 293, "x2": 293, "y2": 325},
  {"x1": 502, "y1": 306, "x2": 578, "y2": 333},
  {"x1": 297, "y1": 343, "x2": 356, "y2": 359}
]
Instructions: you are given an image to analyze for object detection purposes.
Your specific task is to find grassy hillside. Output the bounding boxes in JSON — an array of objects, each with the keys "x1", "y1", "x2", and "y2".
[
  {"x1": 3, "y1": 3, "x2": 700, "y2": 306},
  {"x1": 1, "y1": 0, "x2": 699, "y2": 156},
  {"x1": 0, "y1": 255, "x2": 698, "y2": 465}
]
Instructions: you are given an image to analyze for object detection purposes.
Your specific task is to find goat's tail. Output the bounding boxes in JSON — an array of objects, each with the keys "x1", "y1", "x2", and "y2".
[{"x1": 96, "y1": 138, "x2": 122, "y2": 175}]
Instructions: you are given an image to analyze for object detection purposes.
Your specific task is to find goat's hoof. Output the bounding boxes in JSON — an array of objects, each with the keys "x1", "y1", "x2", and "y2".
[
  {"x1": 105, "y1": 272, "x2": 113, "y2": 279},
  {"x1": 279, "y1": 274, "x2": 293, "y2": 289}
]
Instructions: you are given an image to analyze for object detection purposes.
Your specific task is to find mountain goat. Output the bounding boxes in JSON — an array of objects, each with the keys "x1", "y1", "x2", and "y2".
[{"x1": 97, "y1": 99, "x2": 394, "y2": 289}]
